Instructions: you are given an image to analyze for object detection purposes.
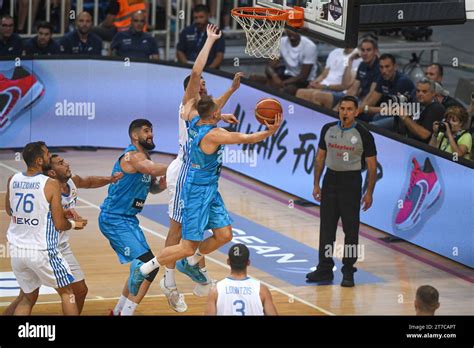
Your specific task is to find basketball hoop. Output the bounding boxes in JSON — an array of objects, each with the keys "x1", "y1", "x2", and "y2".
[{"x1": 231, "y1": 6, "x2": 304, "y2": 60}]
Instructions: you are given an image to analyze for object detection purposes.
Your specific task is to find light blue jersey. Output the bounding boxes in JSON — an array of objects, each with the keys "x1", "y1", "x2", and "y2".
[
  {"x1": 186, "y1": 116, "x2": 224, "y2": 185},
  {"x1": 181, "y1": 116, "x2": 232, "y2": 241},
  {"x1": 100, "y1": 144, "x2": 152, "y2": 216},
  {"x1": 98, "y1": 144, "x2": 152, "y2": 264}
]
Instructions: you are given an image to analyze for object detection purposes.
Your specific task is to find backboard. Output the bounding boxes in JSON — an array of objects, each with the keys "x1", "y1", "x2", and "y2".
[{"x1": 255, "y1": 0, "x2": 360, "y2": 47}]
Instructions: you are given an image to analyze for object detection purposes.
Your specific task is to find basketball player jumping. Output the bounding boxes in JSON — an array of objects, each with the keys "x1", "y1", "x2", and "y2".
[
  {"x1": 3, "y1": 154, "x2": 123, "y2": 315},
  {"x1": 98, "y1": 119, "x2": 168, "y2": 315},
  {"x1": 162, "y1": 24, "x2": 243, "y2": 312},
  {"x1": 5, "y1": 142, "x2": 87, "y2": 315},
  {"x1": 205, "y1": 244, "x2": 278, "y2": 316},
  {"x1": 129, "y1": 29, "x2": 282, "y2": 295}
]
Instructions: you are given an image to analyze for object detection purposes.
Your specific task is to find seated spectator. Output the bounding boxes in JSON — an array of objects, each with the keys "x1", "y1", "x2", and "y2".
[
  {"x1": 425, "y1": 63, "x2": 443, "y2": 84},
  {"x1": 396, "y1": 78, "x2": 445, "y2": 143},
  {"x1": 23, "y1": 21, "x2": 60, "y2": 56},
  {"x1": 295, "y1": 47, "x2": 361, "y2": 107},
  {"x1": 252, "y1": 30, "x2": 317, "y2": 96},
  {"x1": 429, "y1": 106, "x2": 472, "y2": 160},
  {"x1": 60, "y1": 12, "x2": 103, "y2": 55},
  {"x1": 342, "y1": 37, "x2": 380, "y2": 105},
  {"x1": 359, "y1": 54, "x2": 415, "y2": 125},
  {"x1": 176, "y1": 4, "x2": 225, "y2": 69},
  {"x1": 414, "y1": 285, "x2": 440, "y2": 316},
  {"x1": 433, "y1": 82, "x2": 465, "y2": 110},
  {"x1": 0, "y1": 15, "x2": 22, "y2": 56},
  {"x1": 110, "y1": 11, "x2": 158, "y2": 60},
  {"x1": 94, "y1": 0, "x2": 147, "y2": 41}
]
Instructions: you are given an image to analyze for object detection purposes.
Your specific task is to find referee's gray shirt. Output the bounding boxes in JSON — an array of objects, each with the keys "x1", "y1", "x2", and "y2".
[{"x1": 319, "y1": 121, "x2": 377, "y2": 171}]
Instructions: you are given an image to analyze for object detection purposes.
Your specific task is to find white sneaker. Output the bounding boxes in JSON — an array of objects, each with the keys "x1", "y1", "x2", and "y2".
[
  {"x1": 159, "y1": 278, "x2": 188, "y2": 313},
  {"x1": 193, "y1": 279, "x2": 216, "y2": 297}
]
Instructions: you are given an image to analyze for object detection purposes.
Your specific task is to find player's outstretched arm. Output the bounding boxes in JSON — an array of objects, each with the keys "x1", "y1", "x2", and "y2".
[
  {"x1": 127, "y1": 152, "x2": 168, "y2": 177},
  {"x1": 45, "y1": 178, "x2": 87, "y2": 231},
  {"x1": 213, "y1": 72, "x2": 244, "y2": 114},
  {"x1": 72, "y1": 172, "x2": 123, "y2": 189},
  {"x1": 183, "y1": 24, "x2": 222, "y2": 105},
  {"x1": 5, "y1": 175, "x2": 12, "y2": 216},
  {"x1": 260, "y1": 284, "x2": 278, "y2": 316},
  {"x1": 204, "y1": 287, "x2": 218, "y2": 315},
  {"x1": 205, "y1": 113, "x2": 282, "y2": 146}
]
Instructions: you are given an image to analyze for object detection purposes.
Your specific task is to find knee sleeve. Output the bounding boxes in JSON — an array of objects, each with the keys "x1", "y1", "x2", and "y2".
[{"x1": 138, "y1": 251, "x2": 159, "y2": 282}]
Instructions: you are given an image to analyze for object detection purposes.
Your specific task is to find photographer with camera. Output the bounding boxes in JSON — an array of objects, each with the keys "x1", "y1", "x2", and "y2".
[
  {"x1": 429, "y1": 106, "x2": 472, "y2": 160},
  {"x1": 396, "y1": 78, "x2": 445, "y2": 143}
]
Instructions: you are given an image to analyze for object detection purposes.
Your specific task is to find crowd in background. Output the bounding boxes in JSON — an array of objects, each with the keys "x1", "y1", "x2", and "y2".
[{"x1": 0, "y1": 0, "x2": 472, "y2": 161}]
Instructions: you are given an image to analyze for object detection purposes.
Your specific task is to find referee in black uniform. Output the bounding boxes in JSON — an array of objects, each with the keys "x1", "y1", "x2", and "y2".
[{"x1": 307, "y1": 95, "x2": 377, "y2": 287}]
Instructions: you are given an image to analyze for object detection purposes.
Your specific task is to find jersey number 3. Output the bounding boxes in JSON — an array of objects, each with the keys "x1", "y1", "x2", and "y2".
[
  {"x1": 15, "y1": 193, "x2": 35, "y2": 213},
  {"x1": 233, "y1": 300, "x2": 246, "y2": 316}
]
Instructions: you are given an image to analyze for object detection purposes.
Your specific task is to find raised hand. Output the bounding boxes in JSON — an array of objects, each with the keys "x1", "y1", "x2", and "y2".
[
  {"x1": 231, "y1": 72, "x2": 244, "y2": 91},
  {"x1": 206, "y1": 24, "x2": 222, "y2": 41}
]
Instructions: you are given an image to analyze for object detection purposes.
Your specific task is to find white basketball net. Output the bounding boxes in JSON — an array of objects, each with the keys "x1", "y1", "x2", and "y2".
[{"x1": 232, "y1": 9, "x2": 287, "y2": 60}]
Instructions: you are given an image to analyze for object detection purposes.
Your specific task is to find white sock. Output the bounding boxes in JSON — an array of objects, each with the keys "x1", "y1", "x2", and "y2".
[
  {"x1": 140, "y1": 257, "x2": 160, "y2": 275},
  {"x1": 200, "y1": 267, "x2": 211, "y2": 283},
  {"x1": 187, "y1": 249, "x2": 204, "y2": 266},
  {"x1": 113, "y1": 295, "x2": 127, "y2": 315},
  {"x1": 164, "y1": 267, "x2": 176, "y2": 288},
  {"x1": 121, "y1": 299, "x2": 138, "y2": 316}
]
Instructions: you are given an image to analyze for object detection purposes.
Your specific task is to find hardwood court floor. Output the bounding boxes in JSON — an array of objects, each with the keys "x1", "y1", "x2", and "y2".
[{"x1": 0, "y1": 149, "x2": 472, "y2": 315}]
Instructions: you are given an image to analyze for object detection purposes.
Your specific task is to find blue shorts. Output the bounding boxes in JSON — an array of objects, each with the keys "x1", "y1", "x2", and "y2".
[
  {"x1": 98, "y1": 211, "x2": 150, "y2": 264},
  {"x1": 181, "y1": 182, "x2": 233, "y2": 242}
]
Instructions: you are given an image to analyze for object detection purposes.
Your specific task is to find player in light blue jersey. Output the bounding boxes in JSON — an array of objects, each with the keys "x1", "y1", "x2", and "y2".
[
  {"x1": 98, "y1": 119, "x2": 168, "y2": 315},
  {"x1": 129, "y1": 94, "x2": 282, "y2": 296}
]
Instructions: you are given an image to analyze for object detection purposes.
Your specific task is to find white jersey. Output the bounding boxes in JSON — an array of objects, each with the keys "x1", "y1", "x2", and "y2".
[
  {"x1": 58, "y1": 178, "x2": 78, "y2": 246},
  {"x1": 177, "y1": 102, "x2": 189, "y2": 162},
  {"x1": 7, "y1": 173, "x2": 58, "y2": 251},
  {"x1": 216, "y1": 277, "x2": 264, "y2": 316}
]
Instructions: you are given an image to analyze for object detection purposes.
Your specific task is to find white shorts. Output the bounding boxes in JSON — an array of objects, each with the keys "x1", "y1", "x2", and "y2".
[
  {"x1": 10, "y1": 245, "x2": 74, "y2": 294},
  {"x1": 166, "y1": 157, "x2": 189, "y2": 223},
  {"x1": 59, "y1": 242, "x2": 85, "y2": 283}
]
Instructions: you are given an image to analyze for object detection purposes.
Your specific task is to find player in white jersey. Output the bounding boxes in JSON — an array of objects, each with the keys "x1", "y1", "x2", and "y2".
[
  {"x1": 205, "y1": 244, "x2": 277, "y2": 316},
  {"x1": 161, "y1": 24, "x2": 242, "y2": 312},
  {"x1": 4, "y1": 142, "x2": 87, "y2": 315},
  {"x1": 3, "y1": 154, "x2": 123, "y2": 315}
]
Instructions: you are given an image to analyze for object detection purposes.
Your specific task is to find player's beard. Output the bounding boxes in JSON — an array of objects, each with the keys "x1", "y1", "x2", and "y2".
[{"x1": 140, "y1": 137, "x2": 156, "y2": 151}]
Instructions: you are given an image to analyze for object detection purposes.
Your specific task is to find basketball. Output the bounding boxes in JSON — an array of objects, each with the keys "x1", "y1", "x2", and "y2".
[{"x1": 255, "y1": 98, "x2": 283, "y2": 125}]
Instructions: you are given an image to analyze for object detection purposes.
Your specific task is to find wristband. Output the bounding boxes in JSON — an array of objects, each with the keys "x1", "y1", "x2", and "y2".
[{"x1": 68, "y1": 219, "x2": 76, "y2": 229}]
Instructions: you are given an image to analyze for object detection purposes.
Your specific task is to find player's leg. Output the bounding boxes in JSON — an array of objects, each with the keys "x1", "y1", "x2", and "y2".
[
  {"x1": 61, "y1": 244, "x2": 88, "y2": 314},
  {"x1": 9, "y1": 248, "x2": 41, "y2": 315},
  {"x1": 13, "y1": 288, "x2": 39, "y2": 315},
  {"x1": 70, "y1": 280, "x2": 88, "y2": 314},
  {"x1": 2, "y1": 291, "x2": 24, "y2": 315},
  {"x1": 56, "y1": 285, "x2": 79, "y2": 315},
  {"x1": 188, "y1": 191, "x2": 233, "y2": 262}
]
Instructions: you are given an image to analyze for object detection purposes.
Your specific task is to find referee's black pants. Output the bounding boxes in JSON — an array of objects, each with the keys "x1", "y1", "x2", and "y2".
[{"x1": 318, "y1": 169, "x2": 362, "y2": 274}]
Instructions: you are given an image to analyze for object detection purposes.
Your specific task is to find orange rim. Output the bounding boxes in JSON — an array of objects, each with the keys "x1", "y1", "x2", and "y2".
[{"x1": 231, "y1": 7, "x2": 289, "y2": 21}]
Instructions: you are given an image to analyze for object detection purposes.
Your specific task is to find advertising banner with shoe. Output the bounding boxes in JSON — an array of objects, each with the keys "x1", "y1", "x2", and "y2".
[{"x1": 0, "y1": 58, "x2": 472, "y2": 267}]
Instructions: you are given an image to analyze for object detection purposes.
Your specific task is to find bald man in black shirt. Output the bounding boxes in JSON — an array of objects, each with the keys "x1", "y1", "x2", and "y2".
[{"x1": 307, "y1": 95, "x2": 377, "y2": 287}]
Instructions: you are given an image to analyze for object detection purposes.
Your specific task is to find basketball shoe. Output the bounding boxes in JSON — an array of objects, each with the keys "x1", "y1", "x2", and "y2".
[
  {"x1": 159, "y1": 278, "x2": 188, "y2": 313},
  {"x1": 395, "y1": 157, "x2": 441, "y2": 231},
  {"x1": 0, "y1": 66, "x2": 45, "y2": 132}
]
